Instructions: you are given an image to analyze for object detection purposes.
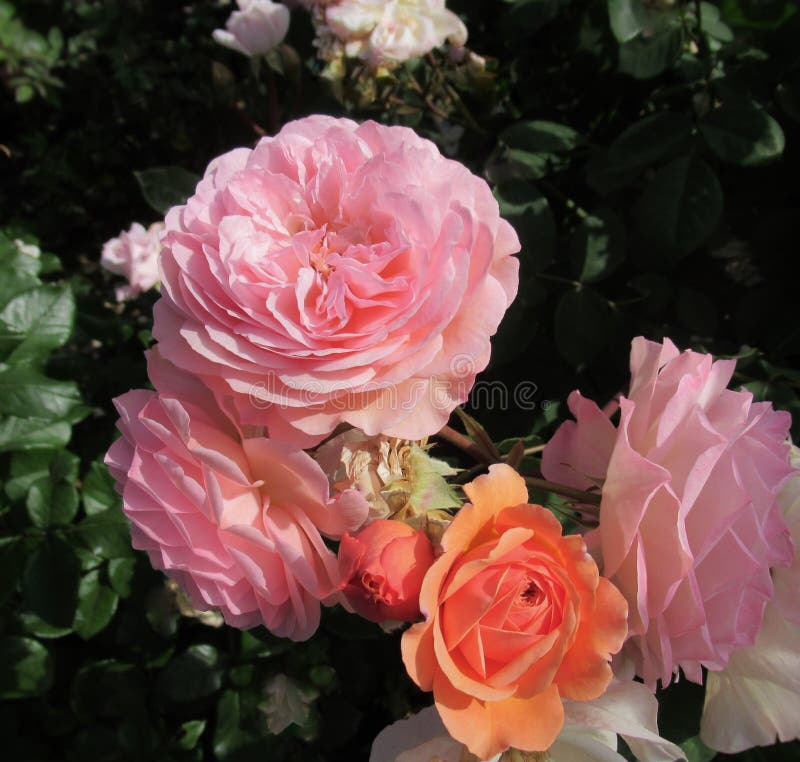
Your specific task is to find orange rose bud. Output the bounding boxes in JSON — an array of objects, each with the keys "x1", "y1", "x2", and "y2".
[
  {"x1": 401, "y1": 464, "x2": 628, "y2": 760},
  {"x1": 338, "y1": 519, "x2": 435, "y2": 623}
]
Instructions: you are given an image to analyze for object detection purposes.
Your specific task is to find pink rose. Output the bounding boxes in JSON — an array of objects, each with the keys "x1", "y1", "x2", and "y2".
[
  {"x1": 338, "y1": 519, "x2": 434, "y2": 622},
  {"x1": 154, "y1": 116, "x2": 519, "y2": 446},
  {"x1": 212, "y1": 0, "x2": 290, "y2": 58},
  {"x1": 542, "y1": 337, "x2": 794, "y2": 686},
  {"x1": 105, "y1": 351, "x2": 368, "y2": 640},
  {"x1": 700, "y1": 446, "x2": 800, "y2": 753},
  {"x1": 100, "y1": 221, "x2": 163, "y2": 301}
]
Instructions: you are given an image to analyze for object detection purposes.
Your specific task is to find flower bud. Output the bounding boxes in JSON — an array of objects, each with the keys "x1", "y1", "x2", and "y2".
[{"x1": 338, "y1": 519, "x2": 435, "y2": 623}]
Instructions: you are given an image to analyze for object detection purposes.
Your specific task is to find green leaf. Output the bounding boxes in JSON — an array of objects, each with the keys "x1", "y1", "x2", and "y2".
[
  {"x1": 699, "y1": 2, "x2": 734, "y2": 43},
  {"x1": 214, "y1": 690, "x2": 242, "y2": 759},
  {"x1": 22, "y1": 536, "x2": 80, "y2": 628},
  {"x1": 608, "y1": 0, "x2": 656, "y2": 42},
  {"x1": 494, "y1": 180, "x2": 556, "y2": 272},
  {"x1": 497, "y1": 121, "x2": 580, "y2": 181},
  {"x1": 700, "y1": 99, "x2": 785, "y2": 166},
  {"x1": 0, "y1": 234, "x2": 41, "y2": 310},
  {"x1": 0, "y1": 366, "x2": 86, "y2": 421},
  {"x1": 680, "y1": 735, "x2": 717, "y2": 762},
  {"x1": 554, "y1": 288, "x2": 614, "y2": 370},
  {"x1": 618, "y1": 24, "x2": 684, "y2": 79},
  {"x1": 74, "y1": 506, "x2": 134, "y2": 559},
  {"x1": 590, "y1": 112, "x2": 694, "y2": 189},
  {"x1": 570, "y1": 209, "x2": 627, "y2": 282},
  {"x1": 108, "y1": 558, "x2": 136, "y2": 598},
  {"x1": 158, "y1": 645, "x2": 222, "y2": 702},
  {"x1": 0, "y1": 284, "x2": 74, "y2": 362},
  {"x1": 721, "y1": 0, "x2": 797, "y2": 30},
  {"x1": 6, "y1": 450, "x2": 53, "y2": 501},
  {"x1": 0, "y1": 537, "x2": 25, "y2": 606},
  {"x1": 0, "y1": 417, "x2": 73, "y2": 452},
  {"x1": 0, "y1": 637, "x2": 53, "y2": 699},
  {"x1": 73, "y1": 571, "x2": 119, "y2": 640},
  {"x1": 82, "y1": 460, "x2": 121, "y2": 516},
  {"x1": 26, "y1": 480, "x2": 79, "y2": 527},
  {"x1": 50, "y1": 449, "x2": 79, "y2": 482},
  {"x1": 134, "y1": 166, "x2": 200, "y2": 216},
  {"x1": 19, "y1": 611, "x2": 73, "y2": 639},
  {"x1": 260, "y1": 674, "x2": 319, "y2": 734},
  {"x1": 501, "y1": 120, "x2": 581, "y2": 153},
  {"x1": 633, "y1": 155, "x2": 723, "y2": 257},
  {"x1": 179, "y1": 720, "x2": 207, "y2": 751}
]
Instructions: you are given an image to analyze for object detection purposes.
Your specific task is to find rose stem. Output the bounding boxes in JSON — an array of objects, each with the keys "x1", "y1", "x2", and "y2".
[
  {"x1": 524, "y1": 477, "x2": 601, "y2": 509},
  {"x1": 437, "y1": 424, "x2": 492, "y2": 465},
  {"x1": 437, "y1": 425, "x2": 602, "y2": 508}
]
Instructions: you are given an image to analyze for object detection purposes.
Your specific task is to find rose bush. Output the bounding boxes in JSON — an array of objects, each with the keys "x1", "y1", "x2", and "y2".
[
  {"x1": 543, "y1": 337, "x2": 795, "y2": 686},
  {"x1": 105, "y1": 351, "x2": 368, "y2": 640},
  {"x1": 153, "y1": 115, "x2": 519, "y2": 447},
  {"x1": 401, "y1": 464, "x2": 628, "y2": 759},
  {"x1": 100, "y1": 221, "x2": 163, "y2": 301}
]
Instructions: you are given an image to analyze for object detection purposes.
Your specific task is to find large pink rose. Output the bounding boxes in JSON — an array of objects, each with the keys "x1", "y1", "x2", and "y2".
[
  {"x1": 105, "y1": 351, "x2": 368, "y2": 640},
  {"x1": 153, "y1": 116, "x2": 519, "y2": 447},
  {"x1": 542, "y1": 337, "x2": 794, "y2": 686}
]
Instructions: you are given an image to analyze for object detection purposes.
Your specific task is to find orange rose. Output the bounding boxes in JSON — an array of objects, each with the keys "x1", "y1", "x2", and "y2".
[{"x1": 400, "y1": 464, "x2": 628, "y2": 759}]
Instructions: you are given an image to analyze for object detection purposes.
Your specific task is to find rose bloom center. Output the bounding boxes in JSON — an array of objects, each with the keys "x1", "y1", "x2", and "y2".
[{"x1": 440, "y1": 553, "x2": 567, "y2": 681}]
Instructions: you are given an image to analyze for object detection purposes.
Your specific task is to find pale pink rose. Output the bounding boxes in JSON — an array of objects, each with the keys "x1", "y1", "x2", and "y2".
[
  {"x1": 105, "y1": 350, "x2": 368, "y2": 640},
  {"x1": 325, "y1": 0, "x2": 385, "y2": 38},
  {"x1": 542, "y1": 337, "x2": 794, "y2": 687},
  {"x1": 325, "y1": 0, "x2": 468, "y2": 65},
  {"x1": 154, "y1": 116, "x2": 519, "y2": 447},
  {"x1": 100, "y1": 221, "x2": 163, "y2": 301},
  {"x1": 212, "y1": 0, "x2": 290, "y2": 58},
  {"x1": 700, "y1": 445, "x2": 800, "y2": 753},
  {"x1": 369, "y1": 682, "x2": 684, "y2": 762}
]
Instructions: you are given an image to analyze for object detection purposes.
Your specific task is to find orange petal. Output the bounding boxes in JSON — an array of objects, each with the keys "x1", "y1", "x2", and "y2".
[
  {"x1": 462, "y1": 464, "x2": 529, "y2": 517},
  {"x1": 401, "y1": 619, "x2": 436, "y2": 691},
  {"x1": 555, "y1": 577, "x2": 629, "y2": 701},
  {"x1": 434, "y1": 670, "x2": 565, "y2": 759},
  {"x1": 494, "y1": 503, "x2": 566, "y2": 548}
]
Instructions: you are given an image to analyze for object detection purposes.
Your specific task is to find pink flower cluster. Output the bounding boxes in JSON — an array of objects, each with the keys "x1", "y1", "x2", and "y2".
[
  {"x1": 106, "y1": 115, "x2": 519, "y2": 640},
  {"x1": 103, "y1": 112, "x2": 800, "y2": 758}
]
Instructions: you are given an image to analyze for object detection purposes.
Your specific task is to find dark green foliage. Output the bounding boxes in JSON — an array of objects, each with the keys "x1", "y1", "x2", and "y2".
[{"x1": 2, "y1": 0, "x2": 799, "y2": 760}]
